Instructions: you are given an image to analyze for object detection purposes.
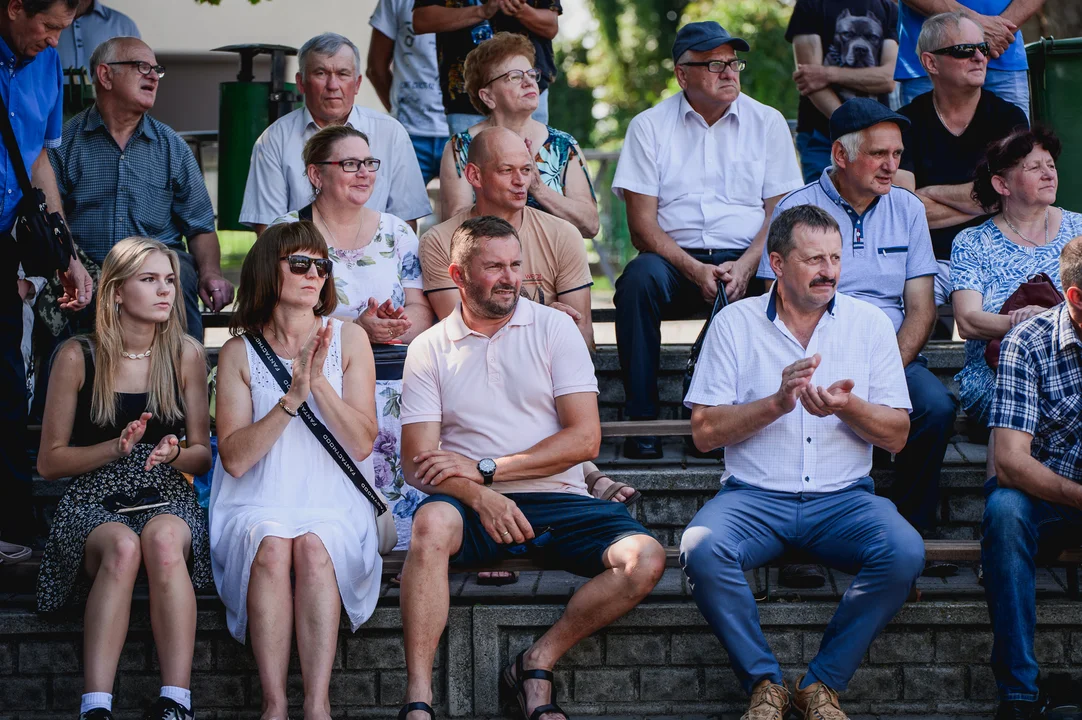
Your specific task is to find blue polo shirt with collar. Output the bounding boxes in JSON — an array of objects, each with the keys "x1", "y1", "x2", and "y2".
[
  {"x1": 756, "y1": 169, "x2": 939, "y2": 333},
  {"x1": 0, "y1": 35, "x2": 64, "y2": 234},
  {"x1": 57, "y1": 1, "x2": 140, "y2": 78}
]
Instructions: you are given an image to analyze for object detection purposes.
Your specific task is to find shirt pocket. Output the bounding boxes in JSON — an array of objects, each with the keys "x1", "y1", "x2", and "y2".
[
  {"x1": 132, "y1": 177, "x2": 174, "y2": 234},
  {"x1": 724, "y1": 160, "x2": 765, "y2": 206}
]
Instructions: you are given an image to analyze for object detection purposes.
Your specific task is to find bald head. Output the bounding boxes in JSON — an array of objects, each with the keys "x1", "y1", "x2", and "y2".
[
  {"x1": 463, "y1": 126, "x2": 533, "y2": 213},
  {"x1": 90, "y1": 36, "x2": 150, "y2": 85},
  {"x1": 91, "y1": 36, "x2": 159, "y2": 114},
  {"x1": 467, "y1": 126, "x2": 532, "y2": 170}
]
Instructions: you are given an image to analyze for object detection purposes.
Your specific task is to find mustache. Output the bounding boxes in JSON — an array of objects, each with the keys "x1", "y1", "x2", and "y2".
[{"x1": 811, "y1": 277, "x2": 836, "y2": 287}]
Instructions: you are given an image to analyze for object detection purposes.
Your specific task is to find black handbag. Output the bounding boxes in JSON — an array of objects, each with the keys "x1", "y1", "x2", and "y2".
[
  {"x1": 682, "y1": 281, "x2": 729, "y2": 458},
  {"x1": 0, "y1": 88, "x2": 74, "y2": 277},
  {"x1": 246, "y1": 329, "x2": 397, "y2": 554}
]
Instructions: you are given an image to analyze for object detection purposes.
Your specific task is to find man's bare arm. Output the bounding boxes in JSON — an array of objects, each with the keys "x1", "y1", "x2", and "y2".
[
  {"x1": 366, "y1": 28, "x2": 395, "y2": 112},
  {"x1": 897, "y1": 275, "x2": 936, "y2": 367},
  {"x1": 413, "y1": 2, "x2": 496, "y2": 34},
  {"x1": 792, "y1": 35, "x2": 843, "y2": 119},
  {"x1": 995, "y1": 426, "x2": 1082, "y2": 508}
]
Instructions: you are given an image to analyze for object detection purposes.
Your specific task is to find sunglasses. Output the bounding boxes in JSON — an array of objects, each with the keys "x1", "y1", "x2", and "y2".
[
  {"x1": 505, "y1": 526, "x2": 556, "y2": 556},
  {"x1": 930, "y1": 42, "x2": 989, "y2": 59},
  {"x1": 102, "y1": 488, "x2": 167, "y2": 514},
  {"x1": 282, "y1": 255, "x2": 333, "y2": 278}
]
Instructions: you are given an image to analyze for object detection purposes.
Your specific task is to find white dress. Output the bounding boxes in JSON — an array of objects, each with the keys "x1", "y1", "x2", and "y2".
[{"x1": 209, "y1": 318, "x2": 382, "y2": 642}]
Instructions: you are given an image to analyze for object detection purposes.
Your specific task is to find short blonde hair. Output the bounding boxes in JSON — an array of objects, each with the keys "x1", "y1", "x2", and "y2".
[{"x1": 463, "y1": 32, "x2": 537, "y2": 115}]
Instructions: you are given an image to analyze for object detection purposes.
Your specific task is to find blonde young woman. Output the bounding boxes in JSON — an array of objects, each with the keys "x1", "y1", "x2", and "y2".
[{"x1": 36, "y1": 238, "x2": 212, "y2": 720}]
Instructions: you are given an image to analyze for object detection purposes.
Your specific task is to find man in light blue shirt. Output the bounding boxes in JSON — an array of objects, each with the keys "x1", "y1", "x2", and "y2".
[
  {"x1": 758, "y1": 98, "x2": 958, "y2": 576},
  {"x1": 57, "y1": 0, "x2": 139, "y2": 80},
  {"x1": 894, "y1": 0, "x2": 1045, "y2": 117}
]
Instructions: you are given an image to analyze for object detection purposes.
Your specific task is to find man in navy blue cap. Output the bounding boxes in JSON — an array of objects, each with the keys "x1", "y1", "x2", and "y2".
[
  {"x1": 612, "y1": 20, "x2": 802, "y2": 459},
  {"x1": 758, "y1": 97, "x2": 959, "y2": 580}
]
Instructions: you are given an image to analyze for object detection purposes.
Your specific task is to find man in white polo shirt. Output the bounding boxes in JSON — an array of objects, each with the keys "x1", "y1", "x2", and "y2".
[
  {"x1": 396, "y1": 216, "x2": 665, "y2": 720},
  {"x1": 681, "y1": 205, "x2": 924, "y2": 720},
  {"x1": 239, "y1": 32, "x2": 431, "y2": 234},
  {"x1": 612, "y1": 20, "x2": 804, "y2": 459}
]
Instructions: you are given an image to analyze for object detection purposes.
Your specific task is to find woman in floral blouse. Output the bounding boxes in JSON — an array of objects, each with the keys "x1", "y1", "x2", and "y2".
[{"x1": 274, "y1": 125, "x2": 434, "y2": 549}]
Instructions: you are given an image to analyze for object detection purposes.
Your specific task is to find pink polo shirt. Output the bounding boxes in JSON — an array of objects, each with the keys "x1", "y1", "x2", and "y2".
[{"x1": 401, "y1": 299, "x2": 599, "y2": 495}]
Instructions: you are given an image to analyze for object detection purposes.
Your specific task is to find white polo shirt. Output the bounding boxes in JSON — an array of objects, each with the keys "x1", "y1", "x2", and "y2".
[
  {"x1": 612, "y1": 91, "x2": 802, "y2": 251},
  {"x1": 400, "y1": 299, "x2": 599, "y2": 495},
  {"x1": 239, "y1": 104, "x2": 432, "y2": 227},
  {"x1": 684, "y1": 288, "x2": 911, "y2": 493}
]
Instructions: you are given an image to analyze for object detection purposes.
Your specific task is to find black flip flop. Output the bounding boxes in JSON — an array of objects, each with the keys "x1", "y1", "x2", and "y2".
[
  {"x1": 501, "y1": 650, "x2": 569, "y2": 720},
  {"x1": 476, "y1": 571, "x2": 520, "y2": 586},
  {"x1": 398, "y1": 701, "x2": 435, "y2": 719}
]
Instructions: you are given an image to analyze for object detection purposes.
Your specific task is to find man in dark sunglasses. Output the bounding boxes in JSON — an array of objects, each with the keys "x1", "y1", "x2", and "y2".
[
  {"x1": 48, "y1": 35, "x2": 234, "y2": 342},
  {"x1": 895, "y1": 11, "x2": 1028, "y2": 308}
]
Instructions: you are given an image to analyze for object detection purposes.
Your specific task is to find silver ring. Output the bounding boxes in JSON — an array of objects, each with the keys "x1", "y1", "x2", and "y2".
[{"x1": 501, "y1": 531, "x2": 511, "y2": 537}]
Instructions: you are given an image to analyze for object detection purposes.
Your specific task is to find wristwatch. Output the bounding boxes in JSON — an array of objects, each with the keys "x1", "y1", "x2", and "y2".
[{"x1": 477, "y1": 458, "x2": 497, "y2": 486}]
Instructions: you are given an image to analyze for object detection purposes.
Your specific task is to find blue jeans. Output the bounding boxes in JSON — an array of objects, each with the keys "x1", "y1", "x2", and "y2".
[
  {"x1": 410, "y1": 134, "x2": 449, "y2": 186},
  {"x1": 888, "y1": 357, "x2": 959, "y2": 530},
  {"x1": 796, "y1": 129, "x2": 833, "y2": 184},
  {"x1": 446, "y1": 89, "x2": 551, "y2": 135},
  {"x1": 982, "y1": 479, "x2": 1082, "y2": 701},
  {"x1": 898, "y1": 70, "x2": 1030, "y2": 120},
  {"x1": 175, "y1": 249, "x2": 203, "y2": 342},
  {"x1": 614, "y1": 249, "x2": 761, "y2": 420},
  {"x1": 681, "y1": 477, "x2": 925, "y2": 693}
]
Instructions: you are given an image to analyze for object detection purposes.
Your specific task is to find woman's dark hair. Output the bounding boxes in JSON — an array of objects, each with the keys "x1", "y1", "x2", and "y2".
[
  {"x1": 230, "y1": 221, "x2": 337, "y2": 336},
  {"x1": 302, "y1": 124, "x2": 370, "y2": 167},
  {"x1": 972, "y1": 126, "x2": 1062, "y2": 213}
]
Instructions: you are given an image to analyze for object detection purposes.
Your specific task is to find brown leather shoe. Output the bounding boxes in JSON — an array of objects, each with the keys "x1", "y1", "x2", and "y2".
[
  {"x1": 742, "y1": 678, "x2": 790, "y2": 720},
  {"x1": 793, "y1": 676, "x2": 849, "y2": 720}
]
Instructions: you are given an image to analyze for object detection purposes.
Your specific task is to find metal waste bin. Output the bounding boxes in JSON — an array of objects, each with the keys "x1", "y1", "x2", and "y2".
[
  {"x1": 214, "y1": 44, "x2": 300, "y2": 230},
  {"x1": 1027, "y1": 37, "x2": 1082, "y2": 213}
]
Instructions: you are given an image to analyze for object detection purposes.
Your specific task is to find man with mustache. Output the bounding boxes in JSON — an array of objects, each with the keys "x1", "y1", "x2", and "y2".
[
  {"x1": 397, "y1": 215, "x2": 665, "y2": 720},
  {"x1": 684, "y1": 203, "x2": 924, "y2": 720},
  {"x1": 757, "y1": 98, "x2": 957, "y2": 587}
]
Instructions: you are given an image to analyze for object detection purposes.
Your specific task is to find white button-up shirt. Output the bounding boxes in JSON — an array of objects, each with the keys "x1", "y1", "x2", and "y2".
[
  {"x1": 612, "y1": 91, "x2": 802, "y2": 251},
  {"x1": 684, "y1": 289, "x2": 911, "y2": 493},
  {"x1": 239, "y1": 104, "x2": 431, "y2": 226}
]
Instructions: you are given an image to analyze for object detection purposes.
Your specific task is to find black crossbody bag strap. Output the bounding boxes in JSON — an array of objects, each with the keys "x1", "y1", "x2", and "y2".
[
  {"x1": 686, "y1": 280, "x2": 730, "y2": 377},
  {"x1": 0, "y1": 88, "x2": 36, "y2": 198},
  {"x1": 246, "y1": 330, "x2": 388, "y2": 515}
]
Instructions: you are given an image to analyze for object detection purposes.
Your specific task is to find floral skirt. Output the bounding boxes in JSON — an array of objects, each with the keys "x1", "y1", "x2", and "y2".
[
  {"x1": 36, "y1": 443, "x2": 213, "y2": 613},
  {"x1": 372, "y1": 379, "x2": 427, "y2": 550}
]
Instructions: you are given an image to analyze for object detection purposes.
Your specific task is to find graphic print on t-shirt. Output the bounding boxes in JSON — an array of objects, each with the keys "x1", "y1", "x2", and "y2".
[{"x1": 825, "y1": 10, "x2": 885, "y2": 101}]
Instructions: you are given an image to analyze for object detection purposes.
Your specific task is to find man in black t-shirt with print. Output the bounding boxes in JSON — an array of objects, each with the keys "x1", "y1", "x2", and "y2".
[
  {"x1": 787, "y1": 0, "x2": 899, "y2": 183},
  {"x1": 896, "y1": 11, "x2": 1027, "y2": 306},
  {"x1": 412, "y1": 0, "x2": 560, "y2": 135}
]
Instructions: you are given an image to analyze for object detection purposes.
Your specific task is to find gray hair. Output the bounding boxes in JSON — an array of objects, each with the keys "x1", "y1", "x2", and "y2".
[
  {"x1": 89, "y1": 36, "x2": 144, "y2": 87},
  {"x1": 767, "y1": 205, "x2": 841, "y2": 259},
  {"x1": 917, "y1": 11, "x2": 979, "y2": 57},
  {"x1": 298, "y1": 33, "x2": 361, "y2": 82},
  {"x1": 830, "y1": 129, "x2": 865, "y2": 171}
]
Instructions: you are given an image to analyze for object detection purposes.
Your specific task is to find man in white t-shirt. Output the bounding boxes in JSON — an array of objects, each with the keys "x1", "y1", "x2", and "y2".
[
  {"x1": 367, "y1": 0, "x2": 449, "y2": 185},
  {"x1": 239, "y1": 32, "x2": 431, "y2": 234},
  {"x1": 396, "y1": 215, "x2": 665, "y2": 720},
  {"x1": 612, "y1": 20, "x2": 803, "y2": 459},
  {"x1": 681, "y1": 204, "x2": 924, "y2": 720}
]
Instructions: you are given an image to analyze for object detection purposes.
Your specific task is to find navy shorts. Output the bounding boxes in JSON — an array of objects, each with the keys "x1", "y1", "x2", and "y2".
[{"x1": 418, "y1": 491, "x2": 652, "y2": 578}]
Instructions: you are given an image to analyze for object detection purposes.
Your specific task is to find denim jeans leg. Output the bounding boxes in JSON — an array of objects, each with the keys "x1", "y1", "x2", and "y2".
[
  {"x1": 531, "y1": 89, "x2": 549, "y2": 125},
  {"x1": 410, "y1": 134, "x2": 449, "y2": 186},
  {"x1": 0, "y1": 253, "x2": 31, "y2": 542},
  {"x1": 982, "y1": 482, "x2": 1082, "y2": 701},
  {"x1": 984, "y1": 69, "x2": 1031, "y2": 122},
  {"x1": 800, "y1": 479, "x2": 926, "y2": 690},
  {"x1": 175, "y1": 249, "x2": 203, "y2": 342},
  {"x1": 796, "y1": 129, "x2": 833, "y2": 184},
  {"x1": 680, "y1": 483, "x2": 789, "y2": 693},
  {"x1": 890, "y1": 357, "x2": 958, "y2": 530},
  {"x1": 899, "y1": 76, "x2": 934, "y2": 106},
  {"x1": 446, "y1": 113, "x2": 487, "y2": 136}
]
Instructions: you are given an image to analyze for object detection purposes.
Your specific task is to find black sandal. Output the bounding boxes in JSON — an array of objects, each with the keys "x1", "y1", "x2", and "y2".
[
  {"x1": 397, "y1": 701, "x2": 434, "y2": 719},
  {"x1": 501, "y1": 650, "x2": 569, "y2": 720}
]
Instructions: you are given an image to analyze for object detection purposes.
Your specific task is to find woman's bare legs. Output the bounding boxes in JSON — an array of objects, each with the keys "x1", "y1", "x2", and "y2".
[
  {"x1": 248, "y1": 537, "x2": 295, "y2": 720},
  {"x1": 82, "y1": 522, "x2": 142, "y2": 693},
  {"x1": 291, "y1": 533, "x2": 341, "y2": 720},
  {"x1": 141, "y1": 514, "x2": 196, "y2": 690}
]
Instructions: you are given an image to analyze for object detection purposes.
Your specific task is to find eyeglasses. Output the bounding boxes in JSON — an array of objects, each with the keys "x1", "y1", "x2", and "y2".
[
  {"x1": 313, "y1": 158, "x2": 381, "y2": 172},
  {"x1": 483, "y1": 68, "x2": 541, "y2": 88},
  {"x1": 281, "y1": 255, "x2": 333, "y2": 278},
  {"x1": 680, "y1": 59, "x2": 748, "y2": 73},
  {"x1": 930, "y1": 42, "x2": 989, "y2": 59},
  {"x1": 106, "y1": 60, "x2": 166, "y2": 79}
]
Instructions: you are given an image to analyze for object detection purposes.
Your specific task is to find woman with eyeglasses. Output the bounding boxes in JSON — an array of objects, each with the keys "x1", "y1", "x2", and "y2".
[
  {"x1": 36, "y1": 237, "x2": 212, "y2": 720},
  {"x1": 210, "y1": 222, "x2": 382, "y2": 720},
  {"x1": 273, "y1": 125, "x2": 433, "y2": 551},
  {"x1": 438, "y1": 31, "x2": 600, "y2": 238}
]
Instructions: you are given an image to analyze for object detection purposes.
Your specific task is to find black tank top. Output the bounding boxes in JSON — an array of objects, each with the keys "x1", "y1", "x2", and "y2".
[{"x1": 69, "y1": 338, "x2": 185, "y2": 448}]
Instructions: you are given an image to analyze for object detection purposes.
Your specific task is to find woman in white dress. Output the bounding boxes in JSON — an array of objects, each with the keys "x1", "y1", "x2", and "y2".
[
  {"x1": 210, "y1": 221, "x2": 381, "y2": 720},
  {"x1": 273, "y1": 125, "x2": 434, "y2": 551}
]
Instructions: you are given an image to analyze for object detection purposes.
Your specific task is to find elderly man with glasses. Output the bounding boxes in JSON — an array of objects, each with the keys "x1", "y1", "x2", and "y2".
[
  {"x1": 611, "y1": 21, "x2": 803, "y2": 459},
  {"x1": 895, "y1": 11, "x2": 1028, "y2": 308},
  {"x1": 49, "y1": 35, "x2": 232, "y2": 341},
  {"x1": 239, "y1": 32, "x2": 430, "y2": 234}
]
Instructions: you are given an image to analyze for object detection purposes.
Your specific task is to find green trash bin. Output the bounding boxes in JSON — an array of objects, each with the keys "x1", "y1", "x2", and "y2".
[{"x1": 1027, "y1": 37, "x2": 1082, "y2": 213}]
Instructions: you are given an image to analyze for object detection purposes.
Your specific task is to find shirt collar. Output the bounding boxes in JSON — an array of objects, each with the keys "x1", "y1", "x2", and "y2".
[
  {"x1": 86, "y1": 104, "x2": 156, "y2": 141},
  {"x1": 1054, "y1": 303, "x2": 1082, "y2": 352},
  {"x1": 0, "y1": 33, "x2": 24, "y2": 68},
  {"x1": 302, "y1": 104, "x2": 361, "y2": 132},
  {"x1": 445, "y1": 297, "x2": 535, "y2": 342},
  {"x1": 819, "y1": 169, "x2": 880, "y2": 219},
  {"x1": 679, "y1": 91, "x2": 741, "y2": 128},
  {"x1": 87, "y1": 0, "x2": 109, "y2": 18},
  {"x1": 764, "y1": 283, "x2": 837, "y2": 323}
]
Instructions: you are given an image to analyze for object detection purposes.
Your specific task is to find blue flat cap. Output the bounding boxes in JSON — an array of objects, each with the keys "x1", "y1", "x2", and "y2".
[
  {"x1": 829, "y1": 97, "x2": 911, "y2": 142},
  {"x1": 672, "y1": 21, "x2": 750, "y2": 62}
]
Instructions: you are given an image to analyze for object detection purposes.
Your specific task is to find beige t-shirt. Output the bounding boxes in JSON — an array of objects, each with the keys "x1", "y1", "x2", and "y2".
[
  {"x1": 400, "y1": 300, "x2": 599, "y2": 495},
  {"x1": 419, "y1": 206, "x2": 593, "y2": 306}
]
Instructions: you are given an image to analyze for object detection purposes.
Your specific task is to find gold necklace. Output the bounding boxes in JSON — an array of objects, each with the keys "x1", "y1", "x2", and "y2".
[
  {"x1": 269, "y1": 317, "x2": 318, "y2": 362},
  {"x1": 932, "y1": 95, "x2": 970, "y2": 136}
]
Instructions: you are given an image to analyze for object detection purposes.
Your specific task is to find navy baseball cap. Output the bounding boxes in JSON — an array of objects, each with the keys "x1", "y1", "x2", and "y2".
[
  {"x1": 672, "y1": 21, "x2": 750, "y2": 62},
  {"x1": 829, "y1": 97, "x2": 911, "y2": 142}
]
